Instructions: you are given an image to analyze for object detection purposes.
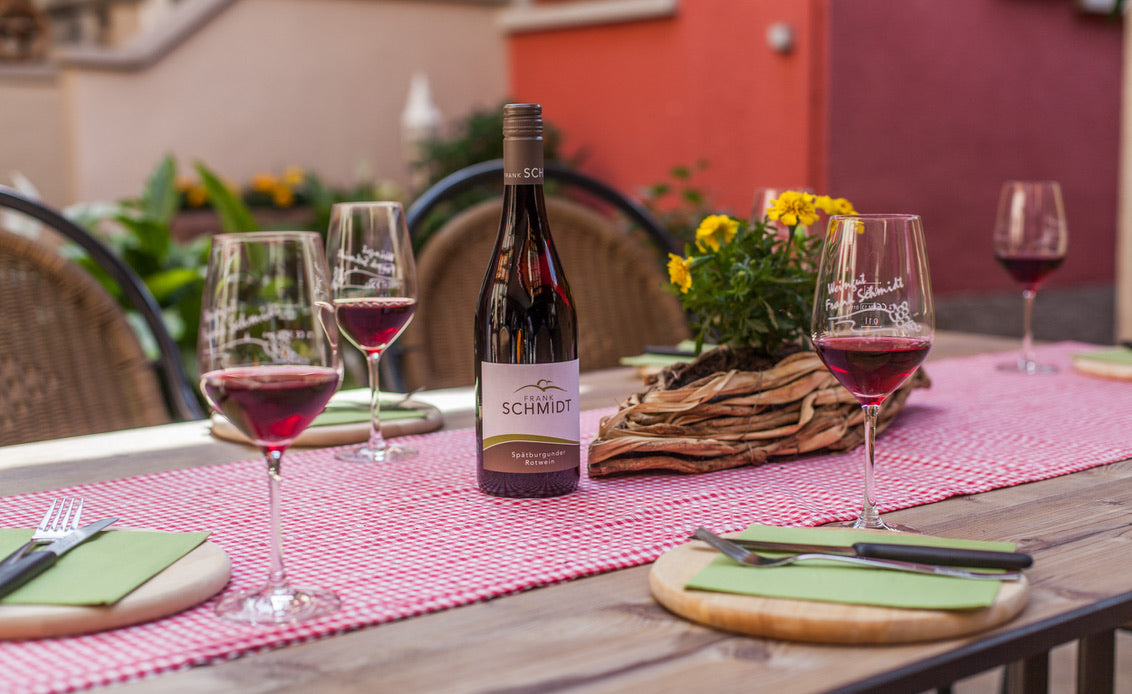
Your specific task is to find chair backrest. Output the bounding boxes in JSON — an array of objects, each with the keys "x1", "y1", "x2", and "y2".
[
  {"x1": 406, "y1": 159, "x2": 681, "y2": 255},
  {"x1": 0, "y1": 228, "x2": 171, "y2": 444},
  {"x1": 398, "y1": 194, "x2": 689, "y2": 391},
  {"x1": 0, "y1": 187, "x2": 203, "y2": 444}
]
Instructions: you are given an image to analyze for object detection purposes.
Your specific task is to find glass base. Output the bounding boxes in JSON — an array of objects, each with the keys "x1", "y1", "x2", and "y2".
[
  {"x1": 335, "y1": 443, "x2": 417, "y2": 463},
  {"x1": 214, "y1": 584, "x2": 340, "y2": 625},
  {"x1": 835, "y1": 517, "x2": 918, "y2": 533},
  {"x1": 997, "y1": 358, "x2": 1057, "y2": 375}
]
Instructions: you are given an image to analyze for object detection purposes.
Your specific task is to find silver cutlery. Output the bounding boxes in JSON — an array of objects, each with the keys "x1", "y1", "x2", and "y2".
[
  {"x1": 0, "y1": 517, "x2": 118, "y2": 597},
  {"x1": 698, "y1": 535, "x2": 1032, "y2": 570},
  {"x1": 0, "y1": 497, "x2": 84, "y2": 569},
  {"x1": 692, "y1": 528, "x2": 1022, "y2": 581}
]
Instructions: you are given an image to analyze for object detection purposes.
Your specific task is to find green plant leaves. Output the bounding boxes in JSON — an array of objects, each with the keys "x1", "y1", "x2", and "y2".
[
  {"x1": 145, "y1": 267, "x2": 202, "y2": 304},
  {"x1": 674, "y1": 219, "x2": 820, "y2": 357},
  {"x1": 142, "y1": 154, "x2": 180, "y2": 225},
  {"x1": 195, "y1": 162, "x2": 260, "y2": 233},
  {"x1": 119, "y1": 217, "x2": 170, "y2": 269}
]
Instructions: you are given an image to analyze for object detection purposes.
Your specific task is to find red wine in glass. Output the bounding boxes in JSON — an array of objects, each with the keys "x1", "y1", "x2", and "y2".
[
  {"x1": 334, "y1": 297, "x2": 416, "y2": 355},
  {"x1": 992, "y1": 181, "x2": 1068, "y2": 374},
  {"x1": 812, "y1": 214, "x2": 934, "y2": 532},
  {"x1": 327, "y1": 201, "x2": 419, "y2": 464},
  {"x1": 198, "y1": 230, "x2": 342, "y2": 624},
  {"x1": 813, "y1": 336, "x2": 931, "y2": 406},
  {"x1": 202, "y1": 366, "x2": 340, "y2": 448},
  {"x1": 994, "y1": 253, "x2": 1065, "y2": 294}
]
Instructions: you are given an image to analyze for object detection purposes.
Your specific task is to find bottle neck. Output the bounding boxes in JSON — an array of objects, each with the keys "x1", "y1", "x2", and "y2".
[{"x1": 503, "y1": 137, "x2": 544, "y2": 185}]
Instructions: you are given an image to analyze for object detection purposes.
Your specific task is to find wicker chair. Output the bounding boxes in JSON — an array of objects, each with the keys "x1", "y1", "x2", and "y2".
[
  {"x1": 399, "y1": 163, "x2": 689, "y2": 391},
  {"x1": 0, "y1": 188, "x2": 203, "y2": 445}
]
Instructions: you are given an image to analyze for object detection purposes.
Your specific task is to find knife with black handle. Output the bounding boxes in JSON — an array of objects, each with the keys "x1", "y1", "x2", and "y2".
[
  {"x1": 0, "y1": 517, "x2": 117, "y2": 597},
  {"x1": 703, "y1": 537, "x2": 1032, "y2": 570}
]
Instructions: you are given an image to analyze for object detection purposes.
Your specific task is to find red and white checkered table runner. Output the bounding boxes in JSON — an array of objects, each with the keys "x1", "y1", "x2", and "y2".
[{"x1": 2, "y1": 342, "x2": 1130, "y2": 693}]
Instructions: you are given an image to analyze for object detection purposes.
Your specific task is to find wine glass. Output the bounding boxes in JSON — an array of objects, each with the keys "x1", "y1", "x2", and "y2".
[
  {"x1": 198, "y1": 231, "x2": 343, "y2": 623},
  {"x1": 811, "y1": 214, "x2": 934, "y2": 532},
  {"x1": 993, "y1": 181, "x2": 1068, "y2": 374},
  {"x1": 326, "y1": 201, "x2": 418, "y2": 463}
]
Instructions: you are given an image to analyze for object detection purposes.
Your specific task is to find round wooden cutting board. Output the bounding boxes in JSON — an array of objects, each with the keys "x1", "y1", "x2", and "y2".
[
  {"x1": 1072, "y1": 352, "x2": 1132, "y2": 381},
  {"x1": 0, "y1": 539, "x2": 229, "y2": 640},
  {"x1": 649, "y1": 541, "x2": 1029, "y2": 644}
]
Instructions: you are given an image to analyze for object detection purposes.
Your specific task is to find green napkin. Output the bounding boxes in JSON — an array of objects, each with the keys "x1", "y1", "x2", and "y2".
[
  {"x1": 685, "y1": 524, "x2": 1015, "y2": 610},
  {"x1": 0, "y1": 529, "x2": 209, "y2": 606},
  {"x1": 620, "y1": 353, "x2": 689, "y2": 368},
  {"x1": 314, "y1": 389, "x2": 428, "y2": 427},
  {"x1": 1073, "y1": 348, "x2": 1132, "y2": 366},
  {"x1": 620, "y1": 340, "x2": 710, "y2": 368}
]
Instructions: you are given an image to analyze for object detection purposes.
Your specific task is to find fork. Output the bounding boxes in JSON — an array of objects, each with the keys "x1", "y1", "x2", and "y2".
[
  {"x1": 691, "y1": 528, "x2": 1021, "y2": 581},
  {"x1": 0, "y1": 498, "x2": 84, "y2": 568}
]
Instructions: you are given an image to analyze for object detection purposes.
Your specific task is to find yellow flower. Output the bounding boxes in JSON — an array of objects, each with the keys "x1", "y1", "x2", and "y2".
[
  {"x1": 667, "y1": 253, "x2": 693, "y2": 294},
  {"x1": 767, "y1": 191, "x2": 819, "y2": 227},
  {"x1": 815, "y1": 195, "x2": 856, "y2": 215},
  {"x1": 694, "y1": 215, "x2": 739, "y2": 252},
  {"x1": 272, "y1": 183, "x2": 295, "y2": 208},
  {"x1": 283, "y1": 166, "x2": 306, "y2": 187},
  {"x1": 250, "y1": 172, "x2": 277, "y2": 193},
  {"x1": 185, "y1": 185, "x2": 208, "y2": 207},
  {"x1": 175, "y1": 175, "x2": 195, "y2": 193}
]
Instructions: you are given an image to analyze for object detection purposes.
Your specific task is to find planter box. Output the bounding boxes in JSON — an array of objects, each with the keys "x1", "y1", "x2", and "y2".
[
  {"x1": 170, "y1": 208, "x2": 316, "y2": 242},
  {"x1": 587, "y1": 346, "x2": 929, "y2": 477}
]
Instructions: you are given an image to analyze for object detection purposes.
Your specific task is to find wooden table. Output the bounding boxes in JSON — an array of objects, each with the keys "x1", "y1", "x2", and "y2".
[{"x1": 2, "y1": 332, "x2": 1127, "y2": 693}]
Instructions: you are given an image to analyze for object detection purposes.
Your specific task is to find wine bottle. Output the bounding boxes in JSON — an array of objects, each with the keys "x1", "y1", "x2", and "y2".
[{"x1": 474, "y1": 103, "x2": 580, "y2": 497}]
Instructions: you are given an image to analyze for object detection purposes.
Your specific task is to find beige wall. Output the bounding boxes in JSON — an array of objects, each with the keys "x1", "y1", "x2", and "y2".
[
  {"x1": 1, "y1": 0, "x2": 507, "y2": 205},
  {"x1": 0, "y1": 72, "x2": 73, "y2": 203}
]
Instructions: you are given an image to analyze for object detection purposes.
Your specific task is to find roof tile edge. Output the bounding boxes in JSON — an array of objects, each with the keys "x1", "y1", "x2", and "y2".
[{"x1": 56, "y1": 0, "x2": 239, "y2": 72}]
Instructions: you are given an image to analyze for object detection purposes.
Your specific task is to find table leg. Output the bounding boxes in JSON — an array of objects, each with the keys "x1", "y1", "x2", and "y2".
[
  {"x1": 1076, "y1": 630, "x2": 1115, "y2": 694},
  {"x1": 1001, "y1": 652, "x2": 1049, "y2": 694}
]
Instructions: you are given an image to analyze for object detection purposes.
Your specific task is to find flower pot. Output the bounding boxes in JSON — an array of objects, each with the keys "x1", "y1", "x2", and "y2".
[{"x1": 587, "y1": 345, "x2": 929, "y2": 477}]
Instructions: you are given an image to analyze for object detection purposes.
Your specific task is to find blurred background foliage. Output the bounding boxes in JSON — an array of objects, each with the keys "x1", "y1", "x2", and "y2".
[{"x1": 62, "y1": 103, "x2": 707, "y2": 395}]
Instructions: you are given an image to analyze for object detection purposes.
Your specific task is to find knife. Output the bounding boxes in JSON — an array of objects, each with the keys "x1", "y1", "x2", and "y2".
[
  {"x1": 693, "y1": 528, "x2": 1022, "y2": 581},
  {"x1": 0, "y1": 517, "x2": 117, "y2": 597},
  {"x1": 696, "y1": 537, "x2": 1032, "y2": 570}
]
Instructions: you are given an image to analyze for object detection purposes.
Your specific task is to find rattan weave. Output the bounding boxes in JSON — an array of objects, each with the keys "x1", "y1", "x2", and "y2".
[
  {"x1": 0, "y1": 228, "x2": 170, "y2": 445},
  {"x1": 399, "y1": 197, "x2": 689, "y2": 390}
]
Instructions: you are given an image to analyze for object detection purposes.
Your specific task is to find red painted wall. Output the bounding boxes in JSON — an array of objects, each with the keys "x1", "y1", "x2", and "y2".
[
  {"x1": 509, "y1": 1, "x2": 1122, "y2": 297},
  {"x1": 509, "y1": 0, "x2": 829, "y2": 217},
  {"x1": 827, "y1": 0, "x2": 1122, "y2": 295}
]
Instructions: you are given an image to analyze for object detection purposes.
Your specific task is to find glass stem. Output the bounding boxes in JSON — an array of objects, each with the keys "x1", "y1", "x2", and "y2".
[
  {"x1": 1021, "y1": 289, "x2": 1037, "y2": 366},
  {"x1": 857, "y1": 403, "x2": 883, "y2": 529},
  {"x1": 264, "y1": 448, "x2": 290, "y2": 593},
  {"x1": 367, "y1": 351, "x2": 386, "y2": 454}
]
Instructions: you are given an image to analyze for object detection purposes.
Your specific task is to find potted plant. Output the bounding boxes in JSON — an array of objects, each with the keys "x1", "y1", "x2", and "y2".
[{"x1": 587, "y1": 192, "x2": 929, "y2": 476}]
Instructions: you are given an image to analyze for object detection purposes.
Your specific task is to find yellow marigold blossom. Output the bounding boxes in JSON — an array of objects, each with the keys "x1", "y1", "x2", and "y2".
[
  {"x1": 272, "y1": 183, "x2": 295, "y2": 208},
  {"x1": 250, "y1": 172, "x2": 277, "y2": 193},
  {"x1": 767, "y1": 191, "x2": 819, "y2": 227},
  {"x1": 283, "y1": 166, "x2": 306, "y2": 187},
  {"x1": 185, "y1": 185, "x2": 208, "y2": 207},
  {"x1": 175, "y1": 175, "x2": 195, "y2": 193},
  {"x1": 667, "y1": 253, "x2": 693, "y2": 294},
  {"x1": 694, "y1": 215, "x2": 739, "y2": 252},
  {"x1": 815, "y1": 195, "x2": 857, "y2": 216}
]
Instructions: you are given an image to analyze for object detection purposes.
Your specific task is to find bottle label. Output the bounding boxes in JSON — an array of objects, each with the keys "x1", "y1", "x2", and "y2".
[
  {"x1": 503, "y1": 140, "x2": 544, "y2": 184},
  {"x1": 480, "y1": 360, "x2": 580, "y2": 474}
]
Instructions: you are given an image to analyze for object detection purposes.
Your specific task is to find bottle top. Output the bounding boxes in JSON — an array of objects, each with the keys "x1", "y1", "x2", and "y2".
[{"x1": 503, "y1": 103, "x2": 543, "y2": 139}]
